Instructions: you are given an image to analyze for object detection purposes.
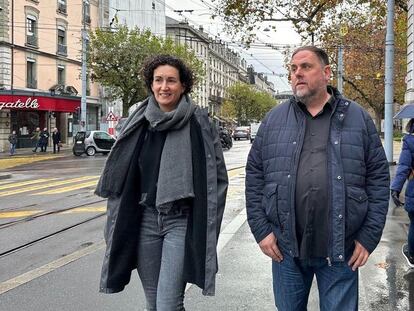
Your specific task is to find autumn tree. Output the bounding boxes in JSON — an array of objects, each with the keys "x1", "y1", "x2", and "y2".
[
  {"x1": 222, "y1": 82, "x2": 277, "y2": 124},
  {"x1": 212, "y1": 0, "x2": 407, "y2": 44},
  {"x1": 88, "y1": 25, "x2": 204, "y2": 116},
  {"x1": 318, "y1": 2, "x2": 407, "y2": 131}
]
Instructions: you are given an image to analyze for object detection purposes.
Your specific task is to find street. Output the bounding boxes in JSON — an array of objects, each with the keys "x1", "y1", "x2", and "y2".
[{"x1": 0, "y1": 140, "x2": 413, "y2": 310}]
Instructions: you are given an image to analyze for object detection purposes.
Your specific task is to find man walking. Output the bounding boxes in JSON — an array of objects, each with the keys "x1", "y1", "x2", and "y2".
[
  {"x1": 8, "y1": 130, "x2": 17, "y2": 156},
  {"x1": 245, "y1": 46, "x2": 390, "y2": 310},
  {"x1": 31, "y1": 127, "x2": 41, "y2": 152},
  {"x1": 52, "y1": 127, "x2": 61, "y2": 153}
]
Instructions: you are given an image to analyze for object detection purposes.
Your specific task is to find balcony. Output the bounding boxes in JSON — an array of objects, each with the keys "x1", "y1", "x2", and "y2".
[
  {"x1": 57, "y1": 43, "x2": 67, "y2": 56},
  {"x1": 27, "y1": 80, "x2": 37, "y2": 89},
  {"x1": 84, "y1": 15, "x2": 91, "y2": 24},
  {"x1": 209, "y1": 95, "x2": 224, "y2": 104},
  {"x1": 26, "y1": 35, "x2": 38, "y2": 47},
  {"x1": 58, "y1": 3, "x2": 67, "y2": 14}
]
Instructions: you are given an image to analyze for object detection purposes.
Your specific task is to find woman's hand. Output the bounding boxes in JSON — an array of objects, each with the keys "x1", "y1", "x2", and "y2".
[{"x1": 391, "y1": 190, "x2": 403, "y2": 207}]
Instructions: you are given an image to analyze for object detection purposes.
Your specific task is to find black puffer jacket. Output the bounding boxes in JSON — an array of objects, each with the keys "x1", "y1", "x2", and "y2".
[{"x1": 246, "y1": 87, "x2": 389, "y2": 262}]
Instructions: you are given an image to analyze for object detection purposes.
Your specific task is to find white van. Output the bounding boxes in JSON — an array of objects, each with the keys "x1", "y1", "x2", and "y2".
[{"x1": 250, "y1": 122, "x2": 261, "y2": 143}]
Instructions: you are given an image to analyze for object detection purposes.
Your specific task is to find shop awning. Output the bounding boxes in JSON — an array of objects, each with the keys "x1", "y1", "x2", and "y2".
[{"x1": 0, "y1": 93, "x2": 81, "y2": 113}]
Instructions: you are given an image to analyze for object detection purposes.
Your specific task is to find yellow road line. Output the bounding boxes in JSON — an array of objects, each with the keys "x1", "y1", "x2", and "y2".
[
  {"x1": 0, "y1": 176, "x2": 99, "y2": 197},
  {"x1": 0, "y1": 210, "x2": 43, "y2": 218},
  {"x1": 0, "y1": 178, "x2": 57, "y2": 191},
  {"x1": 228, "y1": 167, "x2": 245, "y2": 179},
  {"x1": 33, "y1": 180, "x2": 99, "y2": 195},
  {"x1": 0, "y1": 155, "x2": 62, "y2": 170},
  {"x1": 60, "y1": 206, "x2": 106, "y2": 214}
]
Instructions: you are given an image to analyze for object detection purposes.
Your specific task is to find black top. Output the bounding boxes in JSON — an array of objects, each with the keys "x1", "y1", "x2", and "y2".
[
  {"x1": 295, "y1": 93, "x2": 336, "y2": 259},
  {"x1": 138, "y1": 127, "x2": 167, "y2": 208}
]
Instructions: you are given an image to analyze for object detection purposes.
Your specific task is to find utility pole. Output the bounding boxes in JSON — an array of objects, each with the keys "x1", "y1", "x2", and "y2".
[
  {"x1": 384, "y1": 0, "x2": 395, "y2": 164},
  {"x1": 337, "y1": 45, "x2": 343, "y2": 93},
  {"x1": 80, "y1": 1, "x2": 87, "y2": 130},
  {"x1": 337, "y1": 22, "x2": 347, "y2": 94}
]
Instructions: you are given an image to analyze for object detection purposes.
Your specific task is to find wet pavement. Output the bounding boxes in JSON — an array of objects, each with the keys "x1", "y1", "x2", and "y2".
[{"x1": 0, "y1": 140, "x2": 413, "y2": 310}]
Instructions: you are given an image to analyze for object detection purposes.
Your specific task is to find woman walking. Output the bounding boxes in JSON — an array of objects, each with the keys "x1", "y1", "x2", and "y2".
[
  {"x1": 95, "y1": 55, "x2": 228, "y2": 310},
  {"x1": 391, "y1": 118, "x2": 414, "y2": 268}
]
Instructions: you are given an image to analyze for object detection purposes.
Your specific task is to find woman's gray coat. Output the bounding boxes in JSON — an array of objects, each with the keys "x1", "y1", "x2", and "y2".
[{"x1": 95, "y1": 102, "x2": 228, "y2": 296}]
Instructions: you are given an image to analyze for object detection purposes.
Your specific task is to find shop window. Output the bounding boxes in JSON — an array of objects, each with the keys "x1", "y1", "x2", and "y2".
[
  {"x1": 26, "y1": 15, "x2": 38, "y2": 47},
  {"x1": 57, "y1": 65, "x2": 65, "y2": 85},
  {"x1": 57, "y1": 27, "x2": 67, "y2": 56},
  {"x1": 26, "y1": 59, "x2": 37, "y2": 89}
]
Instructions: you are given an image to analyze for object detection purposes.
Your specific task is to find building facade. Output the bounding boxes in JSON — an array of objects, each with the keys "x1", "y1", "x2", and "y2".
[
  {"x1": 406, "y1": 1, "x2": 414, "y2": 105},
  {"x1": 0, "y1": 0, "x2": 101, "y2": 152},
  {"x1": 166, "y1": 17, "x2": 247, "y2": 116}
]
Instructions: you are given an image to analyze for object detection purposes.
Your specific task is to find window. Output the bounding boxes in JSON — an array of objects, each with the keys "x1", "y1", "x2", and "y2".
[
  {"x1": 152, "y1": 1, "x2": 156, "y2": 9},
  {"x1": 57, "y1": 27, "x2": 67, "y2": 55},
  {"x1": 83, "y1": 0, "x2": 91, "y2": 24},
  {"x1": 57, "y1": 0, "x2": 67, "y2": 14},
  {"x1": 26, "y1": 15, "x2": 38, "y2": 46},
  {"x1": 27, "y1": 59, "x2": 37, "y2": 89},
  {"x1": 57, "y1": 65, "x2": 65, "y2": 85}
]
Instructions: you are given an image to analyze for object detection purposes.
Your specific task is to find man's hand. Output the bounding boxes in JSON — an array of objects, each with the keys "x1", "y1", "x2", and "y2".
[
  {"x1": 348, "y1": 241, "x2": 370, "y2": 271},
  {"x1": 258, "y1": 232, "x2": 284, "y2": 262},
  {"x1": 391, "y1": 190, "x2": 403, "y2": 207}
]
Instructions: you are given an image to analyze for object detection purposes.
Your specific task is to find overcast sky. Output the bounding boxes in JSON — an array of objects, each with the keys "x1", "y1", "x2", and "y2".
[{"x1": 164, "y1": 0, "x2": 302, "y2": 92}]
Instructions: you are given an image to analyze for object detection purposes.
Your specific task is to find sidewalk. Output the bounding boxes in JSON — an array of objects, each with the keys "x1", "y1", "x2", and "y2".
[{"x1": 0, "y1": 145, "x2": 73, "y2": 171}]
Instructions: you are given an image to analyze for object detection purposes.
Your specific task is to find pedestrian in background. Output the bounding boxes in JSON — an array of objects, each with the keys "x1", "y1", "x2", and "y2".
[
  {"x1": 390, "y1": 118, "x2": 414, "y2": 268},
  {"x1": 31, "y1": 127, "x2": 41, "y2": 152},
  {"x1": 40, "y1": 127, "x2": 50, "y2": 152},
  {"x1": 52, "y1": 127, "x2": 61, "y2": 153},
  {"x1": 245, "y1": 46, "x2": 390, "y2": 310},
  {"x1": 8, "y1": 130, "x2": 17, "y2": 156},
  {"x1": 95, "y1": 54, "x2": 228, "y2": 310}
]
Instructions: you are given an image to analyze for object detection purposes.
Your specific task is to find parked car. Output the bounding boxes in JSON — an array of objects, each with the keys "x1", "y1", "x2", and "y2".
[
  {"x1": 250, "y1": 122, "x2": 261, "y2": 143},
  {"x1": 233, "y1": 126, "x2": 250, "y2": 141},
  {"x1": 72, "y1": 130, "x2": 115, "y2": 156}
]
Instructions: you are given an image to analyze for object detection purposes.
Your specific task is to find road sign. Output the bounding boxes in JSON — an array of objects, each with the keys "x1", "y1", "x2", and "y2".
[{"x1": 106, "y1": 111, "x2": 117, "y2": 121}]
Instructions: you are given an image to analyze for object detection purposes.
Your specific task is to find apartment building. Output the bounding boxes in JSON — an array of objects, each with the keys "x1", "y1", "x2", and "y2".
[
  {"x1": 166, "y1": 17, "x2": 247, "y2": 116},
  {"x1": 406, "y1": 1, "x2": 414, "y2": 105},
  {"x1": 0, "y1": 0, "x2": 101, "y2": 151}
]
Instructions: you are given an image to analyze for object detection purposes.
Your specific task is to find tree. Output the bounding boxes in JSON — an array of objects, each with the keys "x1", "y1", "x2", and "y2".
[
  {"x1": 213, "y1": 0, "x2": 407, "y2": 44},
  {"x1": 88, "y1": 26, "x2": 204, "y2": 116},
  {"x1": 222, "y1": 82, "x2": 277, "y2": 124},
  {"x1": 318, "y1": 2, "x2": 407, "y2": 131}
]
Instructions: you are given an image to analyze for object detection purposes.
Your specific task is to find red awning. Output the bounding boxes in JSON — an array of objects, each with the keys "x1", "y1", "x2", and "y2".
[{"x1": 0, "y1": 94, "x2": 80, "y2": 113}]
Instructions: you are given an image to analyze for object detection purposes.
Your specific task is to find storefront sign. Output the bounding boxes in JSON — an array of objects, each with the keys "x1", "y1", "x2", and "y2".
[
  {"x1": 0, "y1": 94, "x2": 80, "y2": 112},
  {"x1": 0, "y1": 98, "x2": 39, "y2": 110}
]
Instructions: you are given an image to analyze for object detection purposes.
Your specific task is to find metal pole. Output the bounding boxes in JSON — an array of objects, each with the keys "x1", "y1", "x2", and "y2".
[
  {"x1": 337, "y1": 45, "x2": 343, "y2": 93},
  {"x1": 81, "y1": 2, "x2": 87, "y2": 130},
  {"x1": 384, "y1": 0, "x2": 395, "y2": 164}
]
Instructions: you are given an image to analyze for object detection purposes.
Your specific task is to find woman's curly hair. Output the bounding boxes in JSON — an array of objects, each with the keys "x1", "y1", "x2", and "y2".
[{"x1": 142, "y1": 54, "x2": 195, "y2": 95}]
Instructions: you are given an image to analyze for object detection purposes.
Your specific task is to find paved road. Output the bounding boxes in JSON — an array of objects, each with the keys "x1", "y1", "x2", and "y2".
[{"x1": 0, "y1": 140, "x2": 413, "y2": 310}]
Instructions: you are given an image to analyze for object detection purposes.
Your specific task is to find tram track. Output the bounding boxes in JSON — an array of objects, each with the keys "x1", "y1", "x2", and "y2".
[{"x1": 0, "y1": 165, "x2": 246, "y2": 260}]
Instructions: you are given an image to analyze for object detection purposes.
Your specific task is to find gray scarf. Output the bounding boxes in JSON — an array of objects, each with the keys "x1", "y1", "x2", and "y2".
[{"x1": 144, "y1": 95, "x2": 197, "y2": 213}]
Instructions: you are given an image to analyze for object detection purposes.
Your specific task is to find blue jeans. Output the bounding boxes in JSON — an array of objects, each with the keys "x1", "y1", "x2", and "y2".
[
  {"x1": 408, "y1": 212, "x2": 414, "y2": 256},
  {"x1": 272, "y1": 255, "x2": 358, "y2": 311},
  {"x1": 137, "y1": 206, "x2": 188, "y2": 311},
  {"x1": 9, "y1": 143, "x2": 16, "y2": 155}
]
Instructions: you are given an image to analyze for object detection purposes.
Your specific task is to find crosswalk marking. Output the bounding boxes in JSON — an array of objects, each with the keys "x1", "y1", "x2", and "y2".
[
  {"x1": 33, "y1": 180, "x2": 99, "y2": 195},
  {"x1": 60, "y1": 207, "x2": 106, "y2": 214},
  {"x1": 0, "y1": 175, "x2": 99, "y2": 197},
  {"x1": 0, "y1": 210, "x2": 42, "y2": 218},
  {"x1": 0, "y1": 178, "x2": 57, "y2": 191},
  {"x1": 0, "y1": 206, "x2": 106, "y2": 219},
  {"x1": 228, "y1": 167, "x2": 245, "y2": 179}
]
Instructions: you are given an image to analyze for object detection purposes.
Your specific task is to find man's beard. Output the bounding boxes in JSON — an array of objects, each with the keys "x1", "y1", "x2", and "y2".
[{"x1": 294, "y1": 88, "x2": 317, "y2": 105}]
